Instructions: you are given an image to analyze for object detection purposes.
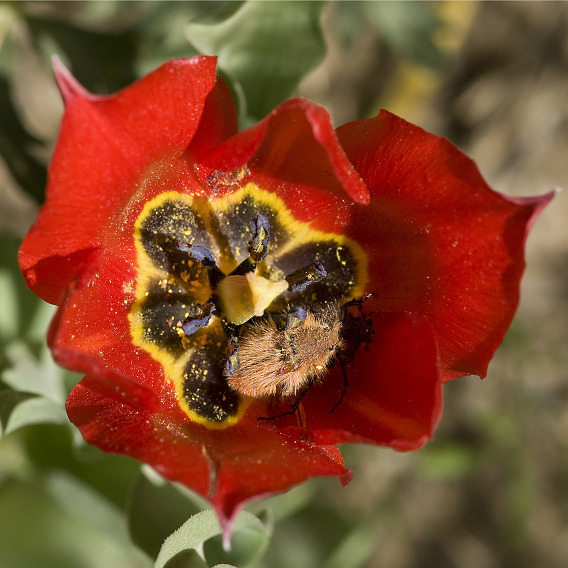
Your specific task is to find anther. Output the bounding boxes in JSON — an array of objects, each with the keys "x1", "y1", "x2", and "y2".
[
  {"x1": 181, "y1": 302, "x2": 216, "y2": 336},
  {"x1": 177, "y1": 242, "x2": 225, "y2": 288},
  {"x1": 177, "y1": 243, "x2": 215, "y2": 266},
  {"x1": 231, "y1": 214, "x2": 271, "y2": 276},
  {"x1": 224, "y1": 336, "x2": 241, "y2": 377},
  {"x1": 285, "y1": 306, "x2": 307, "y2": 330},
  {"x1": 249, "y1": 214, "x2": 270, "y2": 262},
  {"x1": 285, "y1": 262, "x2": 327, "y2": 292}
]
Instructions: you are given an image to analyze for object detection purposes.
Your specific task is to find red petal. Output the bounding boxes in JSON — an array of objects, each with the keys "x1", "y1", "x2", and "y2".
[
  {"x1": 52, "y1": 55, "x2": 101, "y2": 104},
  {"x1": 197, "y1": 98, "x2": 370, "y2": 208},
  {"x1": 47, "y1": 246, "x2": 166, "y2": 405},
  {"x1": 66, "y1": 374, "x2": 351, "y2": 533},
  {"x1": 49, "y1": 159, "x2": 352, "y2": 526},
  {"x1": 44, "y1": 156, "x2": 208, "y2": 397},
  {"x1": 337, "y1": 110, "x2": 553, "y2": 381},
  {"x1": 303, "y1": 312, "x2": 442, "y2": 450},
  {"x1": 186, "y1": 77, "x2": 239, "y2": 161},
  {"x1": 66, "y1": 377, "x2": 211, "y2": 498},
  {"x1": 19, "y1": 57, "x2": 222, "y2": 304},
  {"x1": 210, "y1": 426, "x2": 350, "y2": 528}
]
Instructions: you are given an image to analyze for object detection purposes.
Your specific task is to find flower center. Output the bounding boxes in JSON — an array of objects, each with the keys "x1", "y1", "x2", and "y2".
[
  {"x1": 129, "y1": 183, "x2": 368, "y2": 428},
  {"x1": 177, "y1": 213, "x2": 328, "y2": 329}
]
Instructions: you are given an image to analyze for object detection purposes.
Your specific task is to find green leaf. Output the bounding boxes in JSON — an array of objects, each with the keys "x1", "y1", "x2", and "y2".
[
  {"x1": 45, "y1": 470, "x2": 134, "y2": 542},
  {"x1": 0, "y1": 390, "x2": 34, "y2": 435},
  {"x1": 2, "y1": 341, "x2": 67, "y2": 401},
  {"x1": 22, "y1": 422, "x2": 143, "y2": 510},
  {"x1": 0, "y1": 231, "x2": 47, "y2": 346},
  {"x1": 0, "y1": 75, "x2": 47, "y2": 203},
  {"x1": 415, "y1": 442, "x2": 480, "y2": 480},
  {"x1": 0, "y1": 476, "x2": 151, "y2": 568},
  {"x1": 246, "y1": 480, "x2": 316, "y2": 523},
  {"x1": 25, "y1": 14, "x2": 139, "y2": 95},
  {"x1": 128, "y1": 466, "x2": 210, "y2": 558},
  {"x1": 0, "y1": 391, "x2": 68, "y2": 437},
  {"x1": 0, "y1": 8, "x2": 47, "y2": 203},
  {"x1": 155, "y1": 510, "x2": 223, "y2": 568},
  {"x1": 336, "y1": 1, "x2": 445, "y2": 69},
  {"x1": 203, "y1": 509, "x2": 272, "y2": 567},
  {"x1": 161, "y1": 549, "x2": 210, "y2": 568},
  {"x1": 187, "y1": 1, "x2": 326, "y2": 121},
  {"x1": 323, "y1": 523, "x2": 378, "y2": 568},
  {"x1": 155, "y1": 509, "x2": 272, "y2": 568},
  {"x1": 0, "y1": 259, "x2": 20, "y2": 344},
  {"x1": 134, "y1": 2, "x2": 242, "y2": 74}
]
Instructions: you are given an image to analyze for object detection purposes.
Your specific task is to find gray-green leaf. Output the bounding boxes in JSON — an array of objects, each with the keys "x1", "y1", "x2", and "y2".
[
  {"x1": 187, "y1": 1, "x2": 326, "y2": 122},
  {"x1": 155, "y1": 509, "x2": 271, "y2": 568}
]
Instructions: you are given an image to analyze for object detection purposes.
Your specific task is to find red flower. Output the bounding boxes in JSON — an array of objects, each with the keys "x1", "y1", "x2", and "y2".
[{"x1": 19, "y1": 56, "x2": 552, "y2": 531}]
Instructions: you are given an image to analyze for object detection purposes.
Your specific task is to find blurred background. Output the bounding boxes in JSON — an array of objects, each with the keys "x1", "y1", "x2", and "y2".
[{"x1": 1, "y1": 2, "x2": 567, "y2": 567}]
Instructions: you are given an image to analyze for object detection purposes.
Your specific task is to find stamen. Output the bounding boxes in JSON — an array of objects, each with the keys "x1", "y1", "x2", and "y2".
[
  {"x1": 285, "y1": 262, "x2": 327, "y2": 292},
  {"x1": 224, "y1": 337, "x2": 241, "y2": 377},
  {"x1": 177, "y1": 243, "x2": 216, "y2": 266},
  {"x1": 177, "y1": 242, "x2": 225, "y2": 288},
  {"x1": 249, "y1": 214, "x2": 270, "y2": 262},
  {"x1": 181, "y1": 302, "x2": 216, "y2": 336},
  {"x1": 285, "y1": 306, "x2": 307, "y2": 330},
  {"x1": 231, "y1": 214, "x2": 271, "y2": 275}
]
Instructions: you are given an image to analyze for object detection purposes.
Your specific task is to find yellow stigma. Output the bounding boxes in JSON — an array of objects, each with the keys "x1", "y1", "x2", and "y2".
[{"x1": 217, "y1": 272, "x2": 289, "y2": 325}]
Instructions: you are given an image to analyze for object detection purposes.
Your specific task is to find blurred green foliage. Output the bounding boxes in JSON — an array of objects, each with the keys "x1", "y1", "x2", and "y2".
[
  {"x1": 335, "y1": 1, "x2": 444, "y2": 68},
  {"x1": 186, "y1": 1, "x2": 326, "y2": 122}
]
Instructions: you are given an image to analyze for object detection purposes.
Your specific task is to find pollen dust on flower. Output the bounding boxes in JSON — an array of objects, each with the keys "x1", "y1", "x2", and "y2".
[{"x1": 122, "y1": 279, "x2": 135, "y2": 298}]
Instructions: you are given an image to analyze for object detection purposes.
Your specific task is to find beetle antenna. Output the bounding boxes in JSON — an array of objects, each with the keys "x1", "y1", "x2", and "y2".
[
  {"x1": 257, "y1": 387, "x2": 309, "y2": 426},
  {"x1": 330, "y1": 362, "x2": 349, "y2": 413}
]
